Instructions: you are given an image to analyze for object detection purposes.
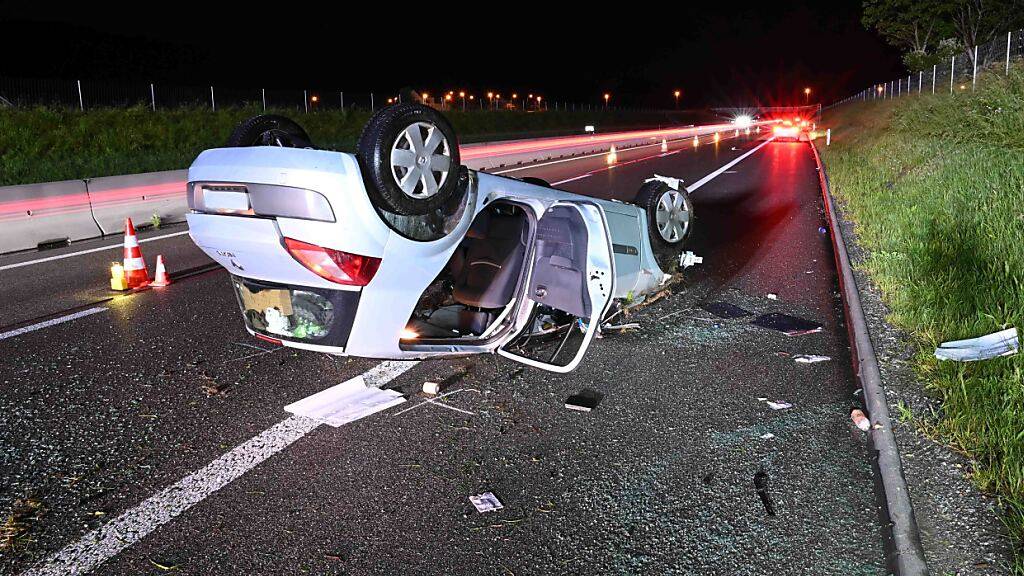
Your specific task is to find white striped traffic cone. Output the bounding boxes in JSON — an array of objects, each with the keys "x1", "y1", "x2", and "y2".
[
  {"x1": 122, "y1": 217, "x2": 149, "y2": 289},
  {"x1": 151, "y1": 254, "x2": 171, "y2": 287}
]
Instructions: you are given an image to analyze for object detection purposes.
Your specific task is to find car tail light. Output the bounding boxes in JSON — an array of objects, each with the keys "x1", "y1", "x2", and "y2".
[{"x1": 283, "y1": 237, "x2": 381, "y2": 286}]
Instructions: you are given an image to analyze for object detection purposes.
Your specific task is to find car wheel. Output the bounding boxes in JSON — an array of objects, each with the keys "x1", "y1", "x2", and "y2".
[
  {"x1": 635, "y1": 180, "x2": 694, "y2": 273},
  {"x1": 226, "y1": 115, "x2": 313, "y2": 148},
  {"x1": 357, "y1": 103, "x2": 461, "y2": 216}
]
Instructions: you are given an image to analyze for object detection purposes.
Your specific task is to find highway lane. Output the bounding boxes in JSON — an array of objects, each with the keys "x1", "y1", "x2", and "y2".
[{"x1": 0, "y1": 133, "x2": 886, "y2": 575}]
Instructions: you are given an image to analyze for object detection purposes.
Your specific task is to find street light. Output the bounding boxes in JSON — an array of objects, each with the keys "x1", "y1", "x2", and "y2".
[
  {"x1": 459, "y1": 91, "x2": 466, "y2": 111},
  {"x1": 804, "y1": 87, "x2": 811, "y2": 104},
  {"x1": 673, "y1": 89, "x2": 680, "y2": 109},
  {"x1": 603, "y1": 93, "x2": 610, "y2": 109}
]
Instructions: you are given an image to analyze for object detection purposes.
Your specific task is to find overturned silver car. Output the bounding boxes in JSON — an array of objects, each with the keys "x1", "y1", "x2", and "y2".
[{"x1": 186, "y1": 104, "x2": 695, "y2": 372}]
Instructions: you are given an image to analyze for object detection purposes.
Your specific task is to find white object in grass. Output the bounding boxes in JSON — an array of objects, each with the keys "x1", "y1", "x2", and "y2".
[{"x1": 934, "y1": 327, "x2": 1018, "y2": 362}]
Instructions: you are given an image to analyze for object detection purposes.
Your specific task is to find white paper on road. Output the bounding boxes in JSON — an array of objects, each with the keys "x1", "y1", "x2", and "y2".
[
  {"x1": 469, "y1": 492, "x2": 504, "y2": 513},
  {"x1": 284, "y1": 375, "x2": 406, "y2": 427},
  {"x1": 793, "y1": 354, "x2": 831, "y2": 364},
  {"x1": 934, "y1": 327, "x2": 1019, "y2": 362}
]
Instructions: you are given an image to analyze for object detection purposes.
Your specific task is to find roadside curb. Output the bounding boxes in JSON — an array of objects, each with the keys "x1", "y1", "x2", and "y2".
[{"x1": 810, "y1": 141, "x2": 929, "y2": 576}]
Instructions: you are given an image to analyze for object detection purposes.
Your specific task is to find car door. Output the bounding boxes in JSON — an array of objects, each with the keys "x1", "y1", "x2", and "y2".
[{"x1": 497, "y1": 201, "x2": 614, "y2": 373}]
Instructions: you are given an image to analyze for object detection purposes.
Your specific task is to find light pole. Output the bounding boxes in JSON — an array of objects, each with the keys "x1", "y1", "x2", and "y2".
[
  {"x1": 536, "y1": 95, "x2": 542, "y2": 111},
  {"x1": 804, "y1": 87, "x2": 811, "y2": 104},
  {"x1": 603, "y1": 93, "x2": 610, "y2": 109},
  {"x1": 528, "y1": 93, "x2": 533, "y2": 111},
  {"x1": 673, "y1": 90, "x2": 680, "y2": 109},
  {"x1": 487, "y1": 91, "x2": 494, "y2": 110},
  {"x1": 459, "y1": 91, "x2": 466, "y2": 111}
]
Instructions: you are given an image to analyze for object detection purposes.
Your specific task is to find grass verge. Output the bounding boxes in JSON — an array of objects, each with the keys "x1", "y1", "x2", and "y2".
[
  {"x1": 0, "y1": 107, "x2": 700, "y2": 187},
  {"x1": 821, "y1": 65, "x2": 1024, "y2": 570}
]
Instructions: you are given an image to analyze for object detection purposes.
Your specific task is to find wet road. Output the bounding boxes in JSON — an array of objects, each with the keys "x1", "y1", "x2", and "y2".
[{"x1": 0, "y1": 132, "x2": 887, "y2": 575}]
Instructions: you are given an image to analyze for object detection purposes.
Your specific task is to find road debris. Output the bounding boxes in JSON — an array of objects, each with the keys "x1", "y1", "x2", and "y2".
[
  {"x1": 753, "y1": 470, "x2": 776, "y2": 516},
  {"x1": 565, "y1": 389, "x2": 603, "y2": 412},
  {"x1": 760, "y1": 433, "x2": 775, "y2": 440},
  {"x1": 752, "y1": 313, "x2": 823, "y2": 336},
  {"x1": 702, "y1": 301, "x2": 753, "y2": 319},
  {"x1": 680, "y1": 251, "x2": 703, "y2": 269},
  {"x1": 765, "y1": 400, "x2": 793, "y2": 410},
  {"x1": 850, "y1": 409, "x2": 871, "y2": 432},
  {"x1": 934, "y1": 327, "x2": 1019, "y2": 362},
  {"x1": 601, "y1": 322, "x2": 640, "y2": 333},
  {"x1": 766, "y1": 293, "x2": 778, "y2": 300},
  {"x1": 793, "y1": 354, "x2": 831, "y2": 364},
  {"x1": 1, "y1": 497, "x2": 44, "y2": 551},
  {"x1": 469, "y1": 492, "x2": 504, "y2": 513},
  {"x1": 284, "y1": 375, "x2": 405, "y2": 427},
  {"x1": 422, "y1": 381, "x2": 442, "y2": 395}
]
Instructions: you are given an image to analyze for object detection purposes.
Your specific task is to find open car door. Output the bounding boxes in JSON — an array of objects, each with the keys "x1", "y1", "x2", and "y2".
[{"x1": 498, "y1": 202, "x2": 614, "y2": 373}]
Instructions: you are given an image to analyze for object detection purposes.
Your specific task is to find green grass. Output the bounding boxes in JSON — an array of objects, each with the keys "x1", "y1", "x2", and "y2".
[
  {"x1": 821, "y1": 65, "x2": 1024, "y2": 570},
  {"x1": 0, "y1": 107, "x2": 689, "y2": 187}
]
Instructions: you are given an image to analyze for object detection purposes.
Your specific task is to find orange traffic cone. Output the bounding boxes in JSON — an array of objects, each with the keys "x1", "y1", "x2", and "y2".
[
  {"x1": 151, "y1": 255, "x2": 171, "y2": 287},
  {"x1": 122, "y1": 217, "x2": 149, "y2": 288}
]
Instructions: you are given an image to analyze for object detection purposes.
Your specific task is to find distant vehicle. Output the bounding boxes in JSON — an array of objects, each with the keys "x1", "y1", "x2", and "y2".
[
  {"x1": 185, "y1": 104, "x2": 697, "y2": 372},
  {"x1": 773, "y1": 119, "x2": 802, "y2": 142}
]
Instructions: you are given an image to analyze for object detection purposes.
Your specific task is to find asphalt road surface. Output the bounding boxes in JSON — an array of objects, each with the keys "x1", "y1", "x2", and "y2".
[{"x1": 0, "y1": 131, "x2": 888, "y2": 575}]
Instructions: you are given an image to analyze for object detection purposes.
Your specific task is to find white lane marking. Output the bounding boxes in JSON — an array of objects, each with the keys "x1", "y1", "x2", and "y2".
[
  {"x1": 551, "y1": 174, "x2": 592, "y2": 186},
  {"x1": 0, "y1": 231, "x2": 190, "y2": 272},
  {"x1": 22, "y1": 360, "x2": 419, "y2": 576},
  {"x1": 0, "y1": 307, "x2": 107, "y2": 341},
  {"x1": 686, "y1": 138, "x2": 775, "y2": 193}
]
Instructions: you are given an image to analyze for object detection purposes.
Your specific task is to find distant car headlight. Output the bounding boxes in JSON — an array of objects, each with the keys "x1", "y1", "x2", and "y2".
[{"x1": 734, "y1": 115, "x2": 753, "y2": 129}]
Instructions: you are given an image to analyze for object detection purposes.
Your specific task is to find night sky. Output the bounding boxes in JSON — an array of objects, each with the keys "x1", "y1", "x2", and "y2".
[{"x1": 0, "y1": 1, "x2": 903, "y2": 108}]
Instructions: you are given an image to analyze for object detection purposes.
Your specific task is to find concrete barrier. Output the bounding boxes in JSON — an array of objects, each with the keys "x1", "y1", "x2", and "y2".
[
  {"x1": 0, "y1": 123, "x2": 762, "y2": 255},
  {"x1": 87, "y1": 169, "x2": 189, "y2": 235},
  {"x1": 0, "y1": 179, "x2": 101, "y2": 253}
]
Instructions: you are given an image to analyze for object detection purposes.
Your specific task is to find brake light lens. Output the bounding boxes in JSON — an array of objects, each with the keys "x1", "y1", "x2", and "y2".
[{"x1": 283, "y1": 238, "x2": 381, "y2": 286}]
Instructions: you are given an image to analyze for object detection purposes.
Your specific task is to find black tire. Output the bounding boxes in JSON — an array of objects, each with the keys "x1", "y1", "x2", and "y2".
[
  {"x1": 356, "y1": 103, "x2": 462, "y2": 216},
  {"x1": 226, "y1": 115, "x2": 313, "y2": 148},
  {"x1": 634, "y1": 180, "x2": 694, "y2": 273},
  {"x1": 520, "y1": 176, "x2": 551, "y2": 187}
]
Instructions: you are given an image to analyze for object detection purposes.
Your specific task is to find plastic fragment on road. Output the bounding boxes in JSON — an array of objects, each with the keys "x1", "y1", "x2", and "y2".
[
  {"x1": 934, "y1": 327, "x2": 1019, "y2": 362},
  {"x1": 602, "y1": 322, "x2": 640, "y2": 332},
  {"x1": 793, "y1": 354, "x2": 831, "y2": 364},
  {"x1": 422, "y1": 381, "x2": 442, "y2": 395},
  {"x1": 702, "y1": 301, "x2": 753, "y2": 319},
  {"x1": 680, "y1": 251, "x2": 703, "y2": 269},
  {"x1": 766, "y1": 293, "x2": 778, "y2": 300},
  {"x1": 284, "y1": 375, "x2": 405, "y2": 427},
  {"x1": 565, "y1": 389, "x2": 603, "y2": 412},
  {"x1": 760, "y1": 433, "x2": 775, "y2": 440},
  {"x1": 644, "y1": 174, "x2": 684, "y2": 190},
  {"x1": 850, "y1": 409, "x2": 871, "y2": 432},
  {"x1": 765, "y1": 400, "x2": 793, "y2": 410},
  {"x1": 753, "y1": 471, "x2": 776, "y2": 516},
  {"x1": 752, "y1": 313, "x2": 824, "y2": 336},
  {"x1": 469, "y1": 492, "x2": 504, "y2": 513}
]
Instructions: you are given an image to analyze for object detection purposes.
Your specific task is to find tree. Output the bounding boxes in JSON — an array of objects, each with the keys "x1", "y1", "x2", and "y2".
[
  {"x1": 862, "y1": 0, "x2": 953, "y2": 57},
  {"x1": 948, "y1": 0, "x2": 1024, "y2": 68}
]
